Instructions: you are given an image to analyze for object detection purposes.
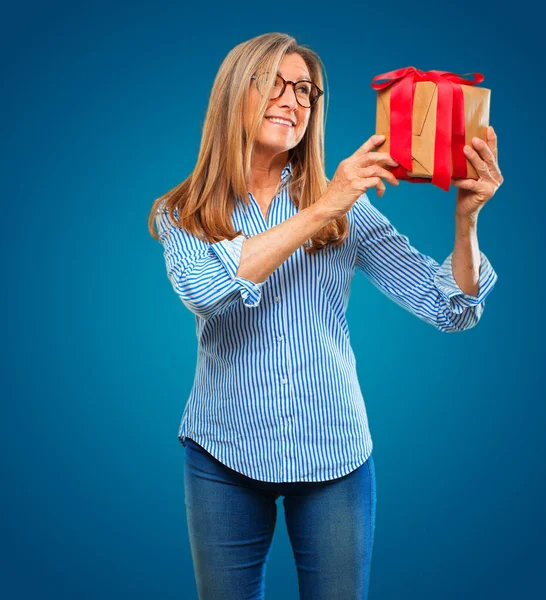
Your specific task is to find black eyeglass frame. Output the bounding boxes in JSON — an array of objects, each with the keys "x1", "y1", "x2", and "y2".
[{"x1": 250, "y1": 73, "x2": 324, "y2": 108}]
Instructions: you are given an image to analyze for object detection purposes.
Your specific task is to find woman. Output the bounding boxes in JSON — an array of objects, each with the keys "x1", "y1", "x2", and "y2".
[{"x1": 148, "y1": 33, "x2": 502, "y2": 600}]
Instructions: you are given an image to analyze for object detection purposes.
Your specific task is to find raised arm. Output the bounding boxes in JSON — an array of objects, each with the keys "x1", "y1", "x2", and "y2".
[{"x1": 352, "y1": 193, "x2": 498, "y2": 332}]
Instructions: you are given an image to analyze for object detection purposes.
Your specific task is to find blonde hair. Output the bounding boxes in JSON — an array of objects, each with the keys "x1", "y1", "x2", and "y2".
[{"x1": 147, "y1": 32, "x2": 349, "y2": 253}]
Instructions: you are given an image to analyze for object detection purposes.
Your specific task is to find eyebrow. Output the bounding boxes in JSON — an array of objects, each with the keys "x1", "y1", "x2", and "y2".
[{"x1": 278, "y1": 70, "x2": 312, "y2": 82}]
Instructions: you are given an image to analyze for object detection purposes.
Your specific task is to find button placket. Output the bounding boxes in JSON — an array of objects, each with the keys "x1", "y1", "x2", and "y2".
[{"x1": 279, "y1": 279, "x2": 293, "y2": 422}]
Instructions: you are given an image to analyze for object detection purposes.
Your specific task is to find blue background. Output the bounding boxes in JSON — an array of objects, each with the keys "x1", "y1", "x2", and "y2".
[{"x1": 3, "y1": 1, "x2": 543, "y2": 598}]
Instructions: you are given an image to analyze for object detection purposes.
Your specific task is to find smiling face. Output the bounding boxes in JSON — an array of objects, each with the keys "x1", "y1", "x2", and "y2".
[{"x1": 246, "y1": 53, "x2": 312, "y2": 159}]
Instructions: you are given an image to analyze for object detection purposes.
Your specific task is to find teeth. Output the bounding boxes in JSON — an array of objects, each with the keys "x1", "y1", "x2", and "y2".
[{"x1": 266, "y1": 117, "x2": 293, "y2": 126}]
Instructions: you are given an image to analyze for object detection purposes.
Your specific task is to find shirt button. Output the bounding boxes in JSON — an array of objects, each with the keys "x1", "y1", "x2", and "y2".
[
  {"x1": 277, "y1": 335, "x2": 284, "y2": 342},
  {"x1": 281, "y1": 378, "x2": 288, "y2": 385},
  {"x1": 274, "y1": 296, "x2": 280, "y2": 303}
]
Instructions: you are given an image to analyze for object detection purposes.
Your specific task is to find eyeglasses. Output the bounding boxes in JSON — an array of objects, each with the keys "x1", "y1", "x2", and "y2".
[{"x1": 250, "y1": 72, "x2": 323, "y2": 108}]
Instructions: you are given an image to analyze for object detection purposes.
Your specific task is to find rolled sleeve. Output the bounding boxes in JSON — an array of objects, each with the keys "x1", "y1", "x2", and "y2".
[
  {"x1": 434, "y1": 250, "x2": 498, "y2": 313},
  {"x1": 209, "y1": 235, "x2": 265, "y2": 308},
  {"x1": 156, "y1": 208, "x2": 266, "y2": 320}
]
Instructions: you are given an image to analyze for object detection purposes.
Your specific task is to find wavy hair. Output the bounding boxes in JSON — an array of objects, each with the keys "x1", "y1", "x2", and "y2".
[{"x1": 147, "y1": 32, "x2": 350, "y2": 253}]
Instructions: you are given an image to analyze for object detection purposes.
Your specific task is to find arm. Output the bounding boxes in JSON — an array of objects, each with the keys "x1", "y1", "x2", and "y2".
[
  {"x1": 155, "y1": 200, "x2": 335, "y2": 321},
  {"x1": 352, "y1": 193, "x2": 498, "y2": 333},
  {"x1": 451, "y1": 214, "x2": 481, "y2": 297}
]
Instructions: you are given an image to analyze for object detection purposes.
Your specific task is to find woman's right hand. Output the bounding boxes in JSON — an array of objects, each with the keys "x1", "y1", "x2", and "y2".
[{"x1": 317, "y1": 134, "x2": 400, "y2": 220}]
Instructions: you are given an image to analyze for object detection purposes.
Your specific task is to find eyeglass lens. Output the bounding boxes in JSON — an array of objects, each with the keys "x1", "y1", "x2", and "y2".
[{"x1": 255, "y1": 73, "x2": 319, "y2": 107}]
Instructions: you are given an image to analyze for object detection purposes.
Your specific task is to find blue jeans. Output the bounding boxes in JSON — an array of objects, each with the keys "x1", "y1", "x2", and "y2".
[{"x1": 183, "y1": 436, "x2": 377, "y2": 600}]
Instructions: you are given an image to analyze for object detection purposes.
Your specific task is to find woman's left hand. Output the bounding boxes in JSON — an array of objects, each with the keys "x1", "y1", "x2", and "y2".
[{"x1": 451, "y1": 125, "x2": 504, "y2": 219}]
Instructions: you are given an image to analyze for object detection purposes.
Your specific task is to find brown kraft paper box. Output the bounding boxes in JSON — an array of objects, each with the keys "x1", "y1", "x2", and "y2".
[{"x1": 375, "y1": 81, "x2": 491, "y2": 180}]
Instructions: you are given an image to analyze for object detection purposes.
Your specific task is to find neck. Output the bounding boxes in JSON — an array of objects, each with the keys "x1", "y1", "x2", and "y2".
[{"x1": 247, "y1": 150, "x2": 290, "y2": 192}]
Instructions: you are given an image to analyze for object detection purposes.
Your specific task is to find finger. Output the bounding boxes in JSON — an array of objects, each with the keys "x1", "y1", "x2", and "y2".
[
  {"x1": 357, "y1": 164, "x2": 400, "y2": 187},
  {"x1": 363, "y1": 152, "x2": 399, "y2": 168},
  {"x1": 372, "y1": 177, "x2": 387, "y2": 197},
  {"x1": 452, "y1": 178, "x2": 496, "y2": 202},
  {"x1": 469, "y1": 137, "x2": 503, "y2": 185},
  {"x1": 486, "y1": 126, "x2": 503, "y2": 183},
  {"x1": 464, "y1": 143, "x2": 492, "y2": 181},
  {"x1": 451, "y1": 177, "x2": 479, "y2": 191},
  {"x1": 486, "y1": 125, "x2": 498, "y2": 163},
  {"x1": 355, "y1": 134, "x2": 387, "y2": 156},
  {"x1": 360, "y1": 175, "x2": 386, "y2": 197}
]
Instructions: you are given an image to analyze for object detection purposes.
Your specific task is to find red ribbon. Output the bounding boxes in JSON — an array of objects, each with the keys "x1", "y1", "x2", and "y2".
[{"x1": 371, "y1": 66, "x2": 484, "y2": 192}]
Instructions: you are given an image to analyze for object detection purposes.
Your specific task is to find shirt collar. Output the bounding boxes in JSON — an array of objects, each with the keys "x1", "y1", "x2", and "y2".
[
  {"x1": 281, "y1": 161, "x2": 293, "y2": 181},
  {"x1": 236, "y1": 161, "x2": 293, "y2": 211}
]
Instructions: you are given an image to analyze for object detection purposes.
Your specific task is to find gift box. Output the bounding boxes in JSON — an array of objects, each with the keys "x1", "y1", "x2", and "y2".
[{"x1": 372, "y1": 66, "x2": 491, "y2": 192}]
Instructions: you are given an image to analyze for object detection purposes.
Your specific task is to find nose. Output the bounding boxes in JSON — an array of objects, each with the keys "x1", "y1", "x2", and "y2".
[{"x1": 275, "y1": 83, "x2": 299, "y2": 111}]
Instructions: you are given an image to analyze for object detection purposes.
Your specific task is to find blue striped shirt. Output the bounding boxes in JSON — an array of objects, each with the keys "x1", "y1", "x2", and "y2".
[{"x1": 155, "y1": 162, "x2": 498, "y2": 483}]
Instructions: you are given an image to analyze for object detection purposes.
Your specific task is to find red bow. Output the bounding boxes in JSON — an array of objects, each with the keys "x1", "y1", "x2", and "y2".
[{"x1": 371, "y1": 66, "x2": 484, "y2": 192}]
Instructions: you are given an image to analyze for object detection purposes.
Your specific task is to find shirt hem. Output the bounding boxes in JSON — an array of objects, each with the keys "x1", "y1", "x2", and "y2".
[{"x1": 179, "y1": 432, "x2": 373, "y2": 484}]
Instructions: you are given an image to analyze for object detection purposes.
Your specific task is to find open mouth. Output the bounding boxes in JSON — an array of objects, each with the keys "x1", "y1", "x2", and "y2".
[{"x1": 264, "y1": 117, "x2": 294, "y2": 128}]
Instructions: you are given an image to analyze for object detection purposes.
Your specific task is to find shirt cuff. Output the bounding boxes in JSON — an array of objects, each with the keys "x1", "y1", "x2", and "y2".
[
  {"x1": 434, "y1": 250, "x2": 498, "y2": 314},
  {"x1": 209, "y1": 234, "x2": 266, "y2": 308}
]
